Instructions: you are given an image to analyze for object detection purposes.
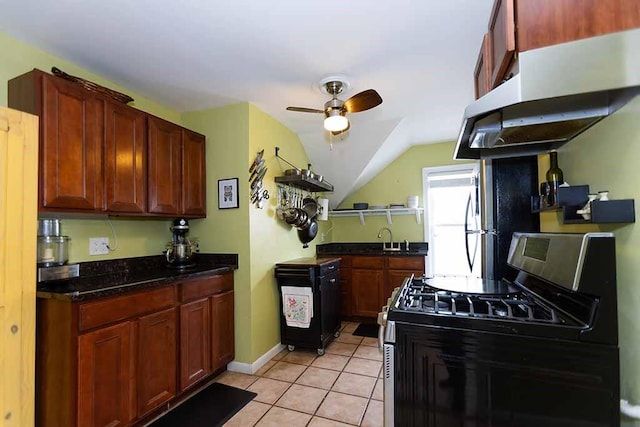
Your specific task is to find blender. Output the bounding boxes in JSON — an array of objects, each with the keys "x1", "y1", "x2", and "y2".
[{"x1": 165, "y1": 218, "x2": 198, "y2": 268}]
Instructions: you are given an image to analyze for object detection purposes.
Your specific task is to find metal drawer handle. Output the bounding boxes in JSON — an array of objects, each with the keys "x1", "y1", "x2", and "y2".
[
  {"x1": 329, "y1": 278, "x2": 336, "y2": 283},
  {"x1": 328, "y1": 265, "x2": 335, "y2": 270}
]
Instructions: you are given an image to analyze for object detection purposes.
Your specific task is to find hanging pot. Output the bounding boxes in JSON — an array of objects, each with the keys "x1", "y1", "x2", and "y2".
[
  {"x1": 301, "y1": 197, "x2": 318, "y2": 219},
  {"x1": 297, "y1": 218, "x2": 318, "y2": 248}
]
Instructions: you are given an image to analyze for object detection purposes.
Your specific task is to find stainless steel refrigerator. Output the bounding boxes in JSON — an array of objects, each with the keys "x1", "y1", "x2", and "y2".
[{"x1": 465, "y1": 156, "x2": 540, "y2": 280}]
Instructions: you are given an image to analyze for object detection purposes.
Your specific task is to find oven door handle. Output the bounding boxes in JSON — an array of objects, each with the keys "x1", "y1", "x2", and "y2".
[{"x1": 377, "y1": 307, "x2": 388, "y2": 352}]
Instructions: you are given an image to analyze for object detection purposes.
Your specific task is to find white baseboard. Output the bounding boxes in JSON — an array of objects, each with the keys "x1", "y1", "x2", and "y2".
[{"x1": 226, "y1": 343, "x2": 285, "y2": 375}]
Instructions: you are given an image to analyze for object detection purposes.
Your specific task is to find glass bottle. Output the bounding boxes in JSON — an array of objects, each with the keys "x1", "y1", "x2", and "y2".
[{"x1": 545, "y1": 151, "x2": 564, "y2": 207}]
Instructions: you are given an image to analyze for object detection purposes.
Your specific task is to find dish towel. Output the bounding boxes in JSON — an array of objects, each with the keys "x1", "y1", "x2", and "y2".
[{"x1": 281, "y1": 286, "x2": 314, "y2": 328}]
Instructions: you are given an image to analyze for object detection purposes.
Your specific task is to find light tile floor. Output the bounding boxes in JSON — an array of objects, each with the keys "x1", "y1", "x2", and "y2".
[{"x1": 217, "y1": 322, "x2": 383, "y2": 427}]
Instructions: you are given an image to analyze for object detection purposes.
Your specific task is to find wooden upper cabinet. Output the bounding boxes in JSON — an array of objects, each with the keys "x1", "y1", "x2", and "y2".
[
  {"x1": 516, "y1": 0, "x2": 640, "y2": 52},
  {"x1": 8, "y1": 68, "x2": 207, "y2": 217},
  {"x1": 474, "y1": 33, "x2": 493, "y2": 99},
  {"x1": 488, "y1": 0, "x2": 516, "y2": 89},
  {"x1": 147, "y1": 116, "x2": 206, "y2": 217},
  {"x1": 9, "y1": 70, "x2": 103, "y2": 212},
  {"x1": 182, "y1": 129, "x2": 207, "y2": 217},
  {"x1": 104, "y1": 101, "x2": 146, "y2": 213},
  {"x1": 483, "y1": 0, "x2": 640, "y2": 91},
  {"x1": 147, "y1": 116, "x2": 182, "y2": 215}
]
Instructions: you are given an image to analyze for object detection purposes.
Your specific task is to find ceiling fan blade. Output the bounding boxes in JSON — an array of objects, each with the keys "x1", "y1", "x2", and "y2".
[
  {"x1": 286, "y1": 106, "x2": 324, "y2": 114},
  {"x1": 330, "y1": 120, "x2": 351, "y2": 136},
  {"x1": 343, "y1": 89, "x2": 383, "y2": 113}
]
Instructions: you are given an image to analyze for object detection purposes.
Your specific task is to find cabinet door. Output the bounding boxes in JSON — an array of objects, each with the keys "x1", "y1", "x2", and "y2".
[
  {"x1": 179, "y1": 298, "x2": 211, "y2": 391},
  {"x1": 182, "y1": 130, "x2": 207, "y2": 217},
  {"x1": 351, "y1": 269, "x2": 385, "y2": 318},
  {"x1": 147, "y1": 116, "x2": 182, "y2": 215},
  {"x1": 41, "y1": 74, "x2": 102, "y2": 211},
  {"x1": 104, "y1": 101, "x2": 146, "y2": 213},
  {"x1": 516, "y1": 0, "x2": 640, "y2": 52},
  {"x1": 488, "y1": 0, "x2": 516, "y2": 88},
  {"x1": 474, "y1": 33, "x2": 492, "y2": 99},
  {"x1": 211, "y1": 290, "x2": 235, "y2": 371},
  {"x1": 78, "y1": 321, "x2": 135, "y2": 427},
  {"x1": 319, "y1": 271, "x2": 341, "y2": 340},
  {"x1": 137, "y1": 307, "x2": 177, "y2": 417}
]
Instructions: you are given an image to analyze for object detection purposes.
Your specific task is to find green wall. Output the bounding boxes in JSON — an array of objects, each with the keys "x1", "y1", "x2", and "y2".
[
  {"x1": 0, "y1": 30, "x2": 181, "y2": 262},
  {"x1": 182, "y1": 103, "x2": 316, "y2": 363},
  {"x1": 539, "y1": 97, "x2": 640, "y2": 425},
  {"x1": 330, "y1": 141, "x2": 473, "y2": 243}
]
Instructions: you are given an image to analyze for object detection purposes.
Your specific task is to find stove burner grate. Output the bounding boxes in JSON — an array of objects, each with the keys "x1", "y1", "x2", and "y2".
[{"x1": 400, "y1": 281, "x2": 561, "y2": 324}]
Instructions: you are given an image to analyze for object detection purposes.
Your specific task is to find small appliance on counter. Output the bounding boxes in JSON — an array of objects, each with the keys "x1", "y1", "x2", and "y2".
[
  {"x1": 37, "y1": 219, "x2": 79, "y2": 283},
  {"x1": 165, "y1": 218, "x2": 199, "y2": 269}
]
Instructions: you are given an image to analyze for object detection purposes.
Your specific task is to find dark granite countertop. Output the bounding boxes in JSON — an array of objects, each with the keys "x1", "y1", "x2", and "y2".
[
  {"x1": 316, "y1": 242, "x2": 428, "y2": 256},
  {"x1": 37, "y1": 253, "x2": 238, "y2": 302}
]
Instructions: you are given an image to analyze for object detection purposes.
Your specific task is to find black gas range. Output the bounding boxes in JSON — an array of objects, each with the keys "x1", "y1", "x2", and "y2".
[{"x1": 380, "y1": 232, "x2": 619, "y2": 426}]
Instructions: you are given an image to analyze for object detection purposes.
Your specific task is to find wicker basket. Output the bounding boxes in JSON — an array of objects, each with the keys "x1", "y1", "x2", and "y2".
[{"x1": 51, "y1": 67, "x2": 134, "y2": 104}]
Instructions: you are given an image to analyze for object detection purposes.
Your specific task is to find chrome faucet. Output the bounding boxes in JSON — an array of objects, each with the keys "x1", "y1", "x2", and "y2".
[{"x1": 377, "y1": 227, "x2": 399, "y2": 251}]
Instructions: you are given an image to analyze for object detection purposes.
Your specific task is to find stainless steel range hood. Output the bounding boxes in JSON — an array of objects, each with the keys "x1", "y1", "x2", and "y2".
[{"x1": 455, "y1": 29, "x2": 640, "y2": 160}]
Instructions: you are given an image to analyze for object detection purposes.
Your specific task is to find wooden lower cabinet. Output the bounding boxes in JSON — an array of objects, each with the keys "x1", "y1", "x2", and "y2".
[
  {"x1": 329, "y1": 255, "x2": 425, "y2": 320},
  {"x1": 352, "y1": 269, "x2": 385, "y2": 318},
  {"x1": 179, "y1": 298, "x2": 211, "y2": 391},
  {"x1": 78, "y1": 321, "x2": 135, "y2": 427},
  {"x1": 36, "y1": 271, "x2": 235, "y2": 427},
  {"x1": 136, "y1": 308, "x2": 177, "y2": 417},
  {"x1": 211, "y1": 290, "x2": 235, "y2": 371}
]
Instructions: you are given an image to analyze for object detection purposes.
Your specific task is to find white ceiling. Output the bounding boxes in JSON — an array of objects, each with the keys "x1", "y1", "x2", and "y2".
[{"x1": 0, "y1": 0, "x2": 493, "y2": 207}]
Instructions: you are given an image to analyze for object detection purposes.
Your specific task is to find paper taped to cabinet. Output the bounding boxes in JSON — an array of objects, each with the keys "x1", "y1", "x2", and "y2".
[{"x1": 281, "y1": 286, "x2": 313, "y2": 328}]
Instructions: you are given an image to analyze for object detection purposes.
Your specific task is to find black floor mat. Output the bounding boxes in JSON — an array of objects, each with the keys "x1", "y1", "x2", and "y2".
[
  {"x1": 149, "y1": 382, "x2": 256, "y2": 427},
  {"x1": 352, "y1": 323, "x2": 379, "y2": 338}
]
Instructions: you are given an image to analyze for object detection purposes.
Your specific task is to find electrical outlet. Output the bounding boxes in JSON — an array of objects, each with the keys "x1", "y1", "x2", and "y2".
[{"x1": 89, "y1": 237, "x2": 109, "y2": 255}]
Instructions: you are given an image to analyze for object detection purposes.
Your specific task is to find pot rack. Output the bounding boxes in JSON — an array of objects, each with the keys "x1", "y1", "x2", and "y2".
[{"x1": 274, "y1": 147, "x2": 334, "y2": 193}]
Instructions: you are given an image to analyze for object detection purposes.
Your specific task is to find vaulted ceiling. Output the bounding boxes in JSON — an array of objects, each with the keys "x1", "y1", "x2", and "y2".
[{"x1": 1, "y1": 0, "x2": 493, "y2": 206}]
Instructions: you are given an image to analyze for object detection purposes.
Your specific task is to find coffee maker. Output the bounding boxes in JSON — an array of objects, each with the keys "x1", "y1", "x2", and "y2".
[{"x1": 165, "y1": 218, "x2": 198, "y2": 268}]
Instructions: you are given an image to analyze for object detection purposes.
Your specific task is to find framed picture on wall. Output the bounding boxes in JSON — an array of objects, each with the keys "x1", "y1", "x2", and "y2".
[{"x1": 218, "y1": 178, "x2": 239, "y2": 209}]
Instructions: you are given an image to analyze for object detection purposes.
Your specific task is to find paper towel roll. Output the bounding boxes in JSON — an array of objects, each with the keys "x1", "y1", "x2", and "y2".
[{"x1": 318, "y1": 198, "x2": 329, "y2": 221}]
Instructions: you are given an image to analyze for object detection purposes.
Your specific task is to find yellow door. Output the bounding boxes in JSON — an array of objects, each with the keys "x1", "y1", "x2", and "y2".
[{"x1": 0, "y1": 106, "x2": 38, "y2": 426}]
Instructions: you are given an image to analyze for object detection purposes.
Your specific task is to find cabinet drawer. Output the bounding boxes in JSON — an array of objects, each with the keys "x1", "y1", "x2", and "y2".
[
  {"x1": 179, "y1": 272, "x2": 233, "y2": 302},
  {"x1": 79, "y1": 285, "x2": 176, "y2": 332},
  {"x1": 319, "y1": 260, "x2": 340, "y2": 277},
  {"x1": 352, "y1": 256, "x2": 385, "y2": 269},
  {"x1": 387, "y1": 256, "x2": 425, "y2": 271}
]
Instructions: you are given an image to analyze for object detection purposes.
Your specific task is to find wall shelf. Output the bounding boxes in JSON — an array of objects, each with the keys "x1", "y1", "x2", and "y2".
[
  {"x1": 329, "y1": 207, "x2": 424, "y2": 226},
  {"x1": 531, "y1": 184, "x2": 635, "y2": 224},
  {"x1": 562, "y1": 199, "x2": 635, "y2": 224}
]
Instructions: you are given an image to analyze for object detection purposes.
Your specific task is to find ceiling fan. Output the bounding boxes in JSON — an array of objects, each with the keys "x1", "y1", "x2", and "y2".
[{"x1": 286, "y1": 76, "x2": 383, "y2": 135}]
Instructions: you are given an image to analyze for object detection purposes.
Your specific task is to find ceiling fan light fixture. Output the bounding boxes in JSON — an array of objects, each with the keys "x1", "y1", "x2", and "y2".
[{"x1": 324, "y1": 111, "x2": 349, "y2": 132}]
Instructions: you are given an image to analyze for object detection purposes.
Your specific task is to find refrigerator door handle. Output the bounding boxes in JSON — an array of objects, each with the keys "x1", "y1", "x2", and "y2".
[
  {"x1": 464, "y1": 194, "x2": 477, "y2": 272},
  {"x1": 466, "y1": 229, "x2": 497, "y2": 235}
]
